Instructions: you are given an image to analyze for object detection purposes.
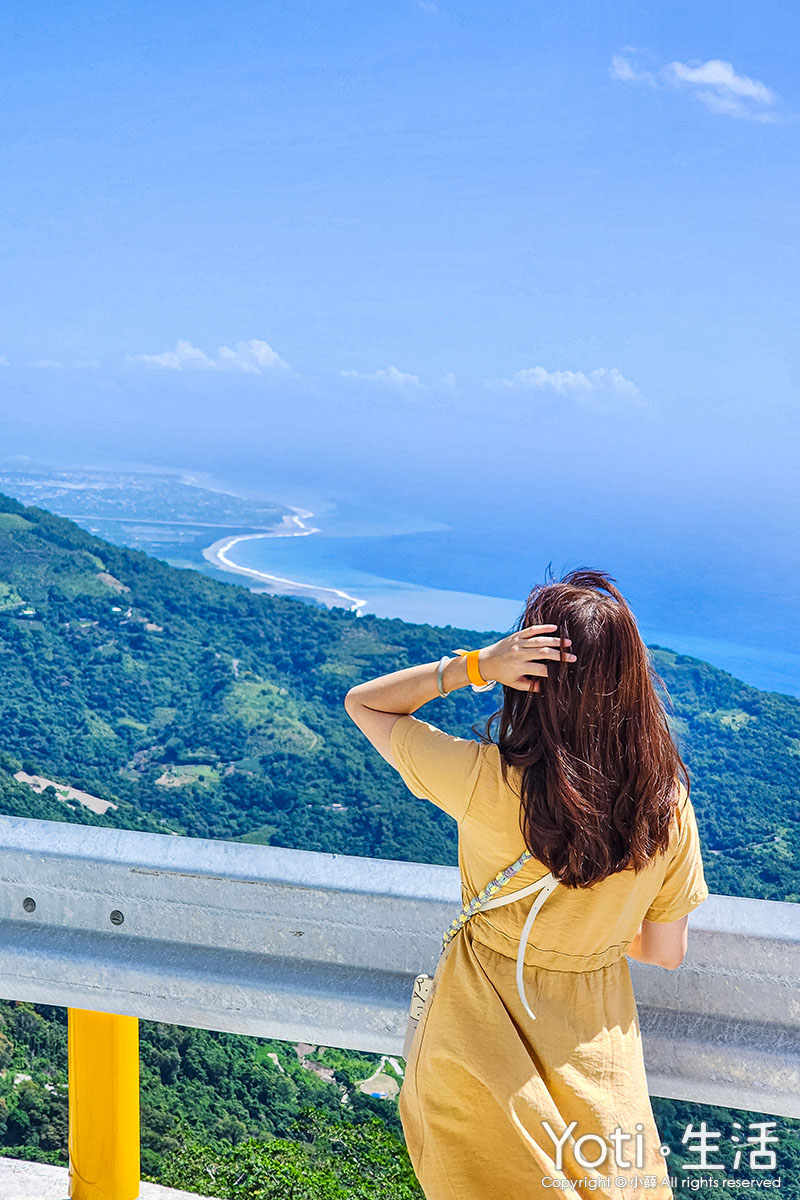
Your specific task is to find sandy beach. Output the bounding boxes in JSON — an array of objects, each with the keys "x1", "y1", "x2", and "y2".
[{"x1": 202, "y1": 506, "x2": 367, "y2": 614}]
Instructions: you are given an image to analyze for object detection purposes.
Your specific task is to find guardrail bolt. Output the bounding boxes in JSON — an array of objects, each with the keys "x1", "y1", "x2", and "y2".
[
  {"x1": 22, "y1": 897, "x2": 35, "y2": 913},
  {"x1": 110, "y1": 910, "x2": 125, "y2": 925}
]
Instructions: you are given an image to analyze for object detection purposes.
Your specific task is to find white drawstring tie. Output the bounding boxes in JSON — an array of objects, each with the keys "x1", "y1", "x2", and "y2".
[{"x1": 479, "y1": 872, "x2": 561, "y2": 1022}]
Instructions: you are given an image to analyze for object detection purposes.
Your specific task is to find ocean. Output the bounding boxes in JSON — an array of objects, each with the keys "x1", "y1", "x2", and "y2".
[{"x1": 194, "y1": 472, "x2": 800, "y2": 699}]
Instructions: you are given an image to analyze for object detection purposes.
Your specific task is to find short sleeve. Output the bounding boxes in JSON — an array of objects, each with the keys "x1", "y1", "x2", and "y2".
[
  {"x1": 644, "y1": 790, "x2": 710, "y2": 923},
  {"x1": 389, "y1": 713, "x2": 484, "y2": 822}
]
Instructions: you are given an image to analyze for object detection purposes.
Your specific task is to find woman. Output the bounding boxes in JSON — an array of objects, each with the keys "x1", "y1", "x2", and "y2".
[{"x1": 344, "y1": 567, "x2": 709, "y2": 1200}]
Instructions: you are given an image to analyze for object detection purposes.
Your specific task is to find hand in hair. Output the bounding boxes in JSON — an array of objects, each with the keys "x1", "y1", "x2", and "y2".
[{"x1": 479, "y1": 624, "x2": 576, "y2": 693}]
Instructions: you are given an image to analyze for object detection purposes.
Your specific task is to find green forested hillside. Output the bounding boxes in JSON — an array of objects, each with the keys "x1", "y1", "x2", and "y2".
[
  {"x1": 0, "y1": 490, "x2": 798, "y2": 1194},
  {"x1": 0, "y1": 491, "x2": 797, "y2": 898}
]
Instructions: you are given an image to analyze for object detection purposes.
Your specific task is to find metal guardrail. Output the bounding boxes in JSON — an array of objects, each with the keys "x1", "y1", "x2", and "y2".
[{"x1": 1, "y1": 813, "x2": 798, "y2": 1119}]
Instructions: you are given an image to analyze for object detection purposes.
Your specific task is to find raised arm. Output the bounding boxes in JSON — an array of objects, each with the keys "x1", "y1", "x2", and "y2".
[{"x1": 344, "y1": 625, "x2": 576, "y2": 767}]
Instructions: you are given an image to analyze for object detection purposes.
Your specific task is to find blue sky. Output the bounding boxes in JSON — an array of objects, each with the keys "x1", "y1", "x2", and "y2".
[{"x1": 1, "y1": 0, "x2": 797, "y2": 544}]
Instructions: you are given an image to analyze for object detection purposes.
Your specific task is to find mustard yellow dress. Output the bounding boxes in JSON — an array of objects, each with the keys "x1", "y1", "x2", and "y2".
[{"x1": 390, "y1": 713, "x2": 710, "y2": 1200}]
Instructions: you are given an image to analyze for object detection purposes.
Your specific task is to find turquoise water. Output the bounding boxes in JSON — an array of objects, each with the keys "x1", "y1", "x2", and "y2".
[{"x1": 204, "y1": 480, "x2": 800, "y2": 699}]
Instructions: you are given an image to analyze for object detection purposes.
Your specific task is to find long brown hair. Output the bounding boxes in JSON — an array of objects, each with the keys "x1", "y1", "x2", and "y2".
[{"x1": 476, "y1": 567, "x2": 689, "y2": 890}]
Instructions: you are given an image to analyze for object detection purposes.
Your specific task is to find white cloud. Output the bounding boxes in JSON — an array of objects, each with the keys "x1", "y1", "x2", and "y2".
[
  {"x1": 487, "y1": 366, "x2": 645, "y2": 413},
  {"x1": 132, "y1": 340, "x2": 214, "y2": 370},
  {"x1": 128, "y1": 338, "x2": 289, "y2": 373},
  {"x1": 610, "y1": 48, "x2": 657, "y2": 87},
  {"x1": 216, "y1": 340, "x2": 287, "y2": 372},
  {"x1": 0, "y1": 355, "x2": 9, "y2": 367},
  {"x1": 611, "y1": 50, "x2": 778, "y2": 121},
  {"x1": 341, "y1": 365, "x2": 422, "y2": 388},
  {"x1": 30, "y1": 359, "x2": 65, "y2": 369},
  {"x1": 667, "y1": 59, "x2": 774, "y2": 103}
]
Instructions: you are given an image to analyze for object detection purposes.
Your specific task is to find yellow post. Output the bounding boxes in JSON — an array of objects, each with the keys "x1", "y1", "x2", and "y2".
[{"x1": 68, "y1": 1008, "x2": 140, "y2": 1200}]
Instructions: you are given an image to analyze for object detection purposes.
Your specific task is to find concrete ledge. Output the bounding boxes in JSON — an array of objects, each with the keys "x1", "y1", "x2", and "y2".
[{"x1": 0, "y1": 1156, "x2": 212, "y2": 1200}]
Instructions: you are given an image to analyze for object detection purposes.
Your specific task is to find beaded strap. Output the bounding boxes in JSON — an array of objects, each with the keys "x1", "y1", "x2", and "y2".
[{"x1": 441, "y1": 849, "x2": 534, "y2": 953}]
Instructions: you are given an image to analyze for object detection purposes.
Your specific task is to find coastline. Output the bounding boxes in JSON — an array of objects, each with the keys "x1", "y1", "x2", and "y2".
[
  {"x1": 202, "y1": 506, "x2": 368, "y2": 614},
  {"x1": 201, "y1": 502, "x2": 800, "y2": 698}
]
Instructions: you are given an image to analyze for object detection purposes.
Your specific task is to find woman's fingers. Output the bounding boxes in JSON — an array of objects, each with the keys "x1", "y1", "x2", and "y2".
[
  {"x1": 490, "y1": 625, "x2": 576, "y2": 690},
  {"x1": 521, "y1": 647, "x2": 577, "y2": 664},
  {"x1": 512, "y1": 676, "x2": 542, "y2": 691},
  {"x1": 521, "y1": 634, "x2": 572, "y2": 648},
  {"x1": 514, "y1": 651, "x2": 577, "y2": 682},
  {"x1": 521, "y1": 663, "x2": 549, "y2": 677}
]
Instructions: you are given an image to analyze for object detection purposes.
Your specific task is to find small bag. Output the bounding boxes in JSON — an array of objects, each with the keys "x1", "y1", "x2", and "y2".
[{"x1": 402, "y1": 849, "x2": 558, "y2": 1060}]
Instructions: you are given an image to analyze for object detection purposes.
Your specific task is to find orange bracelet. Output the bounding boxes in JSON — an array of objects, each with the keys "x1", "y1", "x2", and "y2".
[
  {"x1": 466, "y1": 648, "x2": 489, "y2": 687},
  {"x1": 453, "y1": 648, "x2": 495, "y2": 691}
]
